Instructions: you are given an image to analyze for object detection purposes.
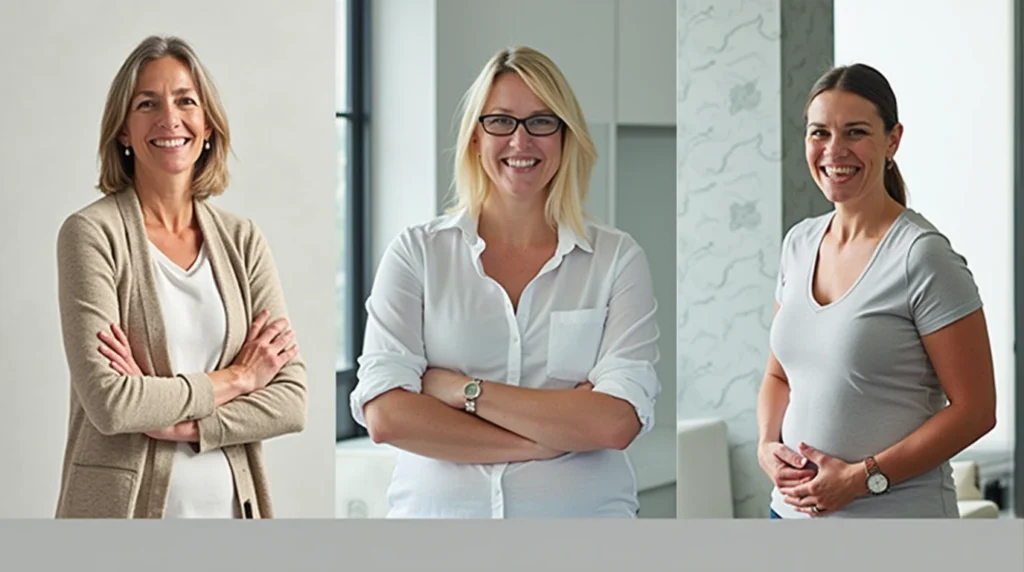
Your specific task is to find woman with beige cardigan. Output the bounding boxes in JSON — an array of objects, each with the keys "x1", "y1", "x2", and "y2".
[{"x1": 54, "y1": 36, "x2": 306, "y2": 519}]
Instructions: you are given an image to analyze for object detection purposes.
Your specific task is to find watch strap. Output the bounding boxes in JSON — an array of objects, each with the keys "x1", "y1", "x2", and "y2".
[{"x1": 864, "y1": 455, "x2": 880, "y2": 476}]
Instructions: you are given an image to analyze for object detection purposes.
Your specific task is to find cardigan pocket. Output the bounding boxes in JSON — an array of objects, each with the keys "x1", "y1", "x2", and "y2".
[{"x1": 60, "y1": 464, "x2": 139, "y2": 518}]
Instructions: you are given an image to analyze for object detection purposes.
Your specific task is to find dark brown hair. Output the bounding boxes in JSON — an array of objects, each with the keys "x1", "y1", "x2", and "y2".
[{"x1": 805, "y1": 64, "x2": 906, "y2": 206}]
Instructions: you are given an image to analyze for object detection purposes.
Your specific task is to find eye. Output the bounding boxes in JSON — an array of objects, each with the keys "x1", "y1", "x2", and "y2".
[
  {"x1": 488, "y1": 116, "x2": 514, "y2": 126},
  {"x1": 808, "y1": 128, "x2": 828, "y2": 138},
  {"x1": 847, "y1": 128, "x2": 867, "y2": 136},
  {"x1": 136, "y1": 100, "x2": 154, "y2": 110},
  {"x1": 180, "y1": 97, "x2": 198, "y2": 106},
  {"x1": 529, "y1": 116, "x2": 557, "y2": 126}
]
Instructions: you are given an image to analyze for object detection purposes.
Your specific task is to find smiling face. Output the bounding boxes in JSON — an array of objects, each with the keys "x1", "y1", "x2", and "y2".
[
  {"x1": 119, "y1": 56, "x2": 212, "y2": 183},
  {"x1": 474, "y1": 72, "x2": 563, "y2": 204},
  {"x1": 805, "y1": 89, "x2": 902, "y2": 205}
]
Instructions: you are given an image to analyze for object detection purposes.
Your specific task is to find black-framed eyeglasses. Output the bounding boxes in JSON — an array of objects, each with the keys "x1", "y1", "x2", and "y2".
[{"x1": 478, "y1": 114, "x2": 564, "y2": 137}]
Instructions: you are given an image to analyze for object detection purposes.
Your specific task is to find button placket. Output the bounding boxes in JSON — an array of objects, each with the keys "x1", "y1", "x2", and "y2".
[
  {"x1": 505, "y1": 304, "x2": 521, "y2": 386},
  {"x1": 490, "y1": 464, "x2": 507, "y2": 518}
]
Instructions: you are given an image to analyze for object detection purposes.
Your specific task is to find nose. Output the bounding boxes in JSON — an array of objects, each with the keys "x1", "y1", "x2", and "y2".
[
  {"x1": 157, "y1": 101, "x2": 181, "y2": 129},
  {"x1": 824, "y1": 137, "x2": 848, "y2": 158},
  {"x1": 508, "y1": 124, "x2": 532, "y2": 149}
]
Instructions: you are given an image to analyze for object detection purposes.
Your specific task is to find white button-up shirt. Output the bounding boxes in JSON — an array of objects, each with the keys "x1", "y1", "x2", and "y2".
[{"x1": 350, "y1": 209, "x2": 661, "y2": 518}]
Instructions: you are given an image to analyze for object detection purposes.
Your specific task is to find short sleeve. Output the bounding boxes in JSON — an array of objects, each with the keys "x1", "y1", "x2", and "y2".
[
  {"x1": 906, "y1": 233, "x2": 983, "y2": 337},
  {"x1": 775, "y1": 224, "x2": 796, "y2": 304}
]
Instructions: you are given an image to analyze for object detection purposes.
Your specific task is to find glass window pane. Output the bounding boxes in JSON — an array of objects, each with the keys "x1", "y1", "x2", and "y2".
[
  {"x1": 335, "y1": 117, "x2": 352, "y2": 371},
  {"x1": 335, "y1": 0, "x2": 349, "y2": 113}
]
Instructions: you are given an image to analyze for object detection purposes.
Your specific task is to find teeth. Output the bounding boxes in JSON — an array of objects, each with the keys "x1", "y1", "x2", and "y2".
[
  {"x1": 506, "y1": 158, "x2": 538, "y2": 168},
  {"x1": 153, "y1": 138, "x2": 187, "y2": 148},
  {"x1": 825, "y1": 166, "x2": 857, "y2": 177}
]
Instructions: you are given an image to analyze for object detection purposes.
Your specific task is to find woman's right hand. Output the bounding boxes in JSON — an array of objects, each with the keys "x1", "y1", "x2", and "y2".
[
  {"x1": 758, "y1": 441, "x2": 817, "y2": 489},
  {"x1": 229, "y1": 310, "x2": 299, "y2": 394}
]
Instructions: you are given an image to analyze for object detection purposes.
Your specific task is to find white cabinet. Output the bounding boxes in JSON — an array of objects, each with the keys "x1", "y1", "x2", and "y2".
[{"x1": 616, "y1": 0, "x2": 676, "y2": 126}]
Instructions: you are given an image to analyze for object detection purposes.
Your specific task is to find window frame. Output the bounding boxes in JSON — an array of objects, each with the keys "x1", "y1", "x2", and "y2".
[{"x1": 335, "y1": 0, "x2": 371, "y2": 441}]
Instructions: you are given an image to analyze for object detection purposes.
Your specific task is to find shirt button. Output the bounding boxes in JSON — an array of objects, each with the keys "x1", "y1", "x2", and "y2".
[{"x1": 512, "y1": 336, "x2": 520, "y2": 344}]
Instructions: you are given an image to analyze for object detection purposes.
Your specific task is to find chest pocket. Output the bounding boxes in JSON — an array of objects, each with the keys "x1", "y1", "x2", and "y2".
[{"x1": 545, "y1": 307, "x2": 608, "y2": 381}]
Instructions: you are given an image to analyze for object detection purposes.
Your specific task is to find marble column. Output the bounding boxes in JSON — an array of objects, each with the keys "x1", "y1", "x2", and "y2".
[{"x1": 676, "y1": 0, "x2": 833, "y2": 518}]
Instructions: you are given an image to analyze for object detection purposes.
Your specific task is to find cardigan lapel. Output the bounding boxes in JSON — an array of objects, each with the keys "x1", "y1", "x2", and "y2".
[
  {"x1": 114, "y1": 189, "x2": 173, "y2": 378},
  {"x1": 194, "y1": 200, "x2": 246, "y2": 369}
]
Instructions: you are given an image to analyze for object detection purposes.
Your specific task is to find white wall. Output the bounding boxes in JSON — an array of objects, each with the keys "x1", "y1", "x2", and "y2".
[
  {"x1": 835, "y1": 0, "x2": 1016, "y2": 452},
  {"x1": 370, "y1": 0, "x2": 439, "y2": 265},
  {"x1": 0, "y1": 0, "x2": 337, "y2": 517}
]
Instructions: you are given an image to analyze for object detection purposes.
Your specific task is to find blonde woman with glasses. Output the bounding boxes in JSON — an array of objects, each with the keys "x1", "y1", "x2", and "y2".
[
  {"x1": 54, "y1": 36, "x2": 306, "y2": 519},
  {"x1": 350, "y1": 46, "x2": 661, "y2": 518}
]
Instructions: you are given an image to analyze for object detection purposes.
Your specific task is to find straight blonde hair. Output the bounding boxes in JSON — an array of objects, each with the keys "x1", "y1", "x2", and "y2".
[
  {"x1": 97, "y1": 35, "x2": 231, "y2": 199},
  {"x1": 449, "y1": 46, "x2": 597, "y2": 237}
]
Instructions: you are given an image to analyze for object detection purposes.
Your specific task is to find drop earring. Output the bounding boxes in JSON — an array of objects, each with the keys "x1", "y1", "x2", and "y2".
[
  {"x1": 204, "y1": 139, "x2": 211, "y2": 150},
  {"x1": 124, "y1": 146, "x2": 131, "y2": 157}
]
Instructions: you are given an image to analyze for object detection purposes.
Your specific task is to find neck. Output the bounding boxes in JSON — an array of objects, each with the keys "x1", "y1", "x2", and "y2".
[
  {"x1": 831, "y1": 186, "x2": 904, "y2": 243},
  {"x1": 477, "y1": 189, "x2": 556, "y2": 248},
  {"x1": 134, "y1": 170, "x2": 196, "y2": 234}
]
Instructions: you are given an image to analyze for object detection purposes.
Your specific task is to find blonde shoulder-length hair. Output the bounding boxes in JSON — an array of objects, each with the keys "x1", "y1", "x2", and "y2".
[
  {"x1": 449, "y1": 46, "x2": 597, "y2": 237},
  {"x1": 97, "y1": 35, "x2": 231, "y2": 199}
]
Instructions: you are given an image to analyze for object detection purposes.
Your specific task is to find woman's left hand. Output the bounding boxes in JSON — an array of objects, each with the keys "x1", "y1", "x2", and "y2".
[
  {"x1": 421, "y1": 368, "x2": 470, "y2": 408},
  {"x1": 778, "y1": 442, "x2": 866, "y2": 517}
]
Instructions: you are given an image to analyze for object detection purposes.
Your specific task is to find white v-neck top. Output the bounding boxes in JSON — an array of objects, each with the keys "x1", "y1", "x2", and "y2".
[
  {"x1": 148, "y1": 241, "x2": 238, "y2": 519},
  {"x1": 769, "y1": 209, "x2": 982, "y2": 518},
  {"x1": 350, "y1": 209, "x2": 661, "y2": 518}
]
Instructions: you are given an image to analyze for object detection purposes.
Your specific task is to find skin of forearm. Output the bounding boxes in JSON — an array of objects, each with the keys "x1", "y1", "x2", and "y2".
[
  {"x1": 208, "y1": 366, "x2": 253, "y2": 407},
  {"x1": 364, "y1": 389, "x2": 559, "y2": 464},
  {"x1": 472, "y1": 381, "x2": 641, "y2": 452},
  {"x1": 871, "y1": 403, "x2": 995, "y2": 490}
]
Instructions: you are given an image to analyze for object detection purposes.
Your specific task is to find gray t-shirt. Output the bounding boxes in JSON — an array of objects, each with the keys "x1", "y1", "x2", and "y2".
[{"x1": 768, "y1": 208, "x2": 983, "y2": 518}]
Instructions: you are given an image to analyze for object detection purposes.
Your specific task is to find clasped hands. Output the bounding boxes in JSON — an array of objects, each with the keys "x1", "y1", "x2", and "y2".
[{"x1": 758, "y1": 441, "x2": 869, "y2": 516}]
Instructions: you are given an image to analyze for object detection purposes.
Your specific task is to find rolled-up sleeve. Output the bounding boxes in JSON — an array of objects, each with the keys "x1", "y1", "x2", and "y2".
[
  {"x1": 588, "y1": 241, "x2": 661, "y2": 438},
  {"x1": 349, "y1": 230, "x2": 429, "y2": 427}
]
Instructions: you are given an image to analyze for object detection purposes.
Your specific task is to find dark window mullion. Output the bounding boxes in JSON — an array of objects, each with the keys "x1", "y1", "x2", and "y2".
[{"x1": 337, "y1": 0, "x2": 370, "y2": 441}]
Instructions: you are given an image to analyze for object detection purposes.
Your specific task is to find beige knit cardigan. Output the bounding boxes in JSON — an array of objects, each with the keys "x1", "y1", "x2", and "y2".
[{"x1": 54, "y1": 189, "x2": 306, "y2": 518}]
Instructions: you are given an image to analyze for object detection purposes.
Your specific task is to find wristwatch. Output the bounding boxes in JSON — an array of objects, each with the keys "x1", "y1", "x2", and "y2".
[
  {"x1": 463, "y1": 378, "x2": 483, "y2": 414},
  {"x1": 864, "y1": 456, "x2": 890, "y2": 495}
]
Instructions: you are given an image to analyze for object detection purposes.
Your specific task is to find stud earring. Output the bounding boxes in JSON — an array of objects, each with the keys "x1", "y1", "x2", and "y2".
[{"x1": 885, "y1": 157, "x2": 894, "y2": 170}]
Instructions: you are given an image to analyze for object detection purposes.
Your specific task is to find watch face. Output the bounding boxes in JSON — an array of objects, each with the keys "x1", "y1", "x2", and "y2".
[
  {"x1": 464, "y1": 382, "x2": 481, "y2": 399},
  {"x1": 867, "y1": 473, "x2": 888, "y2": 494}
]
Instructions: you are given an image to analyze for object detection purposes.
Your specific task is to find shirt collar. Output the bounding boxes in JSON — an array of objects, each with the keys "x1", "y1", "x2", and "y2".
[{"x1": 434, "y1": 208, "x2": 594, "y2": 256}]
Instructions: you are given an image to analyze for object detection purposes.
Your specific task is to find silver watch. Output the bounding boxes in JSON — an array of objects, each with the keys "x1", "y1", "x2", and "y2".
[{"x1": 463, "y1": 378, "x2": 483, "y2": 414}]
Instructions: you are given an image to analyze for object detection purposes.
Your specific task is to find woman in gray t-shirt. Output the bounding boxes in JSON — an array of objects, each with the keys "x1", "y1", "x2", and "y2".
[{"x1": 755, "y1": 64, "x2": 997, "y2": 518}]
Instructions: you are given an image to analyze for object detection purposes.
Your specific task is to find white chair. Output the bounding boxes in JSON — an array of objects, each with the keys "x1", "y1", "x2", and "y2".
[
  {"x1": 950, "y1": 460, "x2": 1000, "y2": 518},
  {"x1": 676, "y1": 418, "x2": 734, "y2": 518},
  {"x1": 335, "y1": 442, "x2": 398, "y2": 518}
]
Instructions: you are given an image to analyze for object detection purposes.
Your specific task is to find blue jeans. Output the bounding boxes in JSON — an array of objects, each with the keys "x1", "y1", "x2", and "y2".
[{"x1": 769, "y1": 508, "x2": 782, "y2": 519}]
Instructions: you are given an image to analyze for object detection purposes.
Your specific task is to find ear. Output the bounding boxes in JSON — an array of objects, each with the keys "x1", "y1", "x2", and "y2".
[
  {"x1": 117, "y1": 130, "x2": 130, "y2": 147},
  {"x1": 887, "y1": 122, "x2": 904, "y2": 158}
]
